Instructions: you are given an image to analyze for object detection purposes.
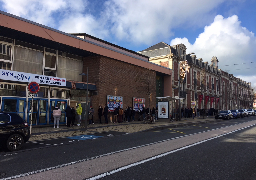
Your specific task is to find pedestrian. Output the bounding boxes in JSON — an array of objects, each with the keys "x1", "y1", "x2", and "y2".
[
  {"x1": 98, "y1": 105, "x2": 103, "y2": 124},
  {"x1": 76, "y1": 104, "x2": 82, "y2": 126},
  {"x1": 53, "y1": 106, "x2": 61, "y2": 128},
  {"x1": 65, "y1": 105, "x2": 72, "y2": 127},
  {"x1": 89, "y1": 106, "x2": 94, "y2": 124},
  {"x1": 142, "y1": 106, "x2": 146, "y2": 121},
  {"x1": 127, "y1": 106, "x2": 131, "y2": 122},
  {"x1": 113, "y1": 108, "x2": 118, "y2": 123},
  {"x1": 132, "y1": 108, "x2": 135, "y2": 121},
  {"x1": 152, "y1": 107, "x2": 156, "y2": 122},
  {"x1": 104, "y1": 104, "x2": 109, "y2": 124},
  {"x1": 118, "y1": 108, "x2": 123, "y2": 123},
  {"x1": 71, "y1": 107, "x2": 76, "y2": 126}
]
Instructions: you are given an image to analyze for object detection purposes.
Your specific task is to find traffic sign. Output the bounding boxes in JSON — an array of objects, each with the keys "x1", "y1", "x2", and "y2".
[{"x1": 28, "y1": 82, "x2": 40, "y2": 94}]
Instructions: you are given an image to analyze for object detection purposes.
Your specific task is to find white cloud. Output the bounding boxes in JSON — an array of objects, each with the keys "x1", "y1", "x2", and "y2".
[
  {"x1": 0, "y1": 0, "x2": 86, "y2": 28},
  {"x1": 170, "y1": 15, "x2": 256, "y2": 85},
  {"x1": 102, "y1": 0, "x2": 225, "y2": 45}
]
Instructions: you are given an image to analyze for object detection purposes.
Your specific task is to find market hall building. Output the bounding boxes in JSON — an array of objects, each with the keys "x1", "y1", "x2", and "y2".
[{"x1": 0, "y1": 10, "x2": 172, "y2": 126}]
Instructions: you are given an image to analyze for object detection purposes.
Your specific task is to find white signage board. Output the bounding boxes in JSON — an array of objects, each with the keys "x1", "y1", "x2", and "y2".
[
  {"x1": 0, "y1": 69, "x2": 66, "y2": 86},
  {"x1": 158, "y1": 102, "x2": 169, "y2": 119}
]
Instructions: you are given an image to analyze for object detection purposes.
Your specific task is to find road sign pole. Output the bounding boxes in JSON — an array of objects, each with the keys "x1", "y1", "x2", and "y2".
[{"x1": 30, "y1": 94, "x2": 34, "y2": 135}]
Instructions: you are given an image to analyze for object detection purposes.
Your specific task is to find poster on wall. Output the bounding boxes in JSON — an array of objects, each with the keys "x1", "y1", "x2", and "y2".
[
  {"x1": 133, "y1": 97, "x2": 145, "y2": 111},
  {"x1": 158, "y1": 102, "x2": 169, "y2": 118},
  {"x1": 107, "y1": 95, "x2": 123, "y2": 112}
]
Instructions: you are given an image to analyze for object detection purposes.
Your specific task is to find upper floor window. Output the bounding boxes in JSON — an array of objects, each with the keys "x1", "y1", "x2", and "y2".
[{"x1": 0, "y1": 43, "x2": 12, "y2": 61}]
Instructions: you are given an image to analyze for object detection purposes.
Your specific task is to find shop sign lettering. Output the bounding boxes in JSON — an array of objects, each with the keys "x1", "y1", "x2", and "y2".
[{"x1": 0, "y1": 69, "x2": 66, "y2": 86}]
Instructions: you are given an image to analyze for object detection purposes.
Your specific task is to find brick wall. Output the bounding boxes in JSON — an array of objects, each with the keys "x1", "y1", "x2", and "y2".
[{"x1": 83, "y1": 55, "x2": 156, "y2": 121}]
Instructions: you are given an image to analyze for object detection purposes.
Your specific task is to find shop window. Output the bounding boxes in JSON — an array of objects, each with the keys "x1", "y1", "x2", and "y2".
[{"x1": 3, "y1": 99, "x2": 17, "y2": 112}]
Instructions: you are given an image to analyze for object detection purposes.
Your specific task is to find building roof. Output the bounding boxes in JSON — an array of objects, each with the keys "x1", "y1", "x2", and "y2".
[
  {"x1": 142, "y1": 42, "x2": 170, "y2": 51},
  {"x1": 0, "y1": 10, "x2": 172, "y2": 75}
]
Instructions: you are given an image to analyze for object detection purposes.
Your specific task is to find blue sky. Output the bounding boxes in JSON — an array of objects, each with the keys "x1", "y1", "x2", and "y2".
[{"x1": 0, "y1": 0, "x2": 256, "y2": 87}]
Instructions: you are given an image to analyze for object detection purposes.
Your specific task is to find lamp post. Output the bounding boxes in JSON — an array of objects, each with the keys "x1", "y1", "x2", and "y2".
[{"x1": 79, "y1": 67, "x2": 89, "y2": 128}]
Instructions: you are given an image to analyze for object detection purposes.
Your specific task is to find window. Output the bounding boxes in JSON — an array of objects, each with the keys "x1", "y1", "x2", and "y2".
[
  {"x1": 45, "y1": 54, "x2": 56, "y2": 69},
  {"x1": 0, "y1": 43, "x2": 12, "y2": 61},
  {"x1": 0, "y1": 114, "x2": 10, "y2": 124}
]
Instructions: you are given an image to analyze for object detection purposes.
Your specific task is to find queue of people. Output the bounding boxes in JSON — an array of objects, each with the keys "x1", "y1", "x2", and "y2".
[{"x1": 62, "y1": 104, "x2": 159, "y2": 127}]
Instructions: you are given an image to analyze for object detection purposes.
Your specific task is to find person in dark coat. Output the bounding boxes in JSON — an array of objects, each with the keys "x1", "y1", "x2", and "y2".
[
  {"x1": 98, "y1": 105, "x2": 103, "y2": 124},
  {"x1": 104, "y1": 104, "x2": 109, "y2": 124},
  {"x1": 71, "y1": 107, "x2": 76, "y2": 126},
  {"x1": 65, "y1": 105, "x2": 72, "y2": 127}
]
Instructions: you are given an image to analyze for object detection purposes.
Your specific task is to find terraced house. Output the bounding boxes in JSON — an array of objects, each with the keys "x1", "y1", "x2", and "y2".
[{"x1": 139, "y1": 42, "x2": 254, "y2": 115}]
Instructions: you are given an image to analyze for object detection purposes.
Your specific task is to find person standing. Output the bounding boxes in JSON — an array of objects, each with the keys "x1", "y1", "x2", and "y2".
[
  {"x1": 89, "y1": 106, "x2": 94, "y2": 124},
  {"x1": 98, "y1": 105, "x2": 103, "y2": 124},
  {"x1": 104, "y1": 104, "x2": 109, "y2": 124},
  {"x1": 53, "y1": 106, "x2": 61, "y2": 128},
  {"x1": 152, "y1": 107, "x2": 156, "y2": 122},
  {"x1": 113, "y1": 108, "x2": 118, "y2": 123},
  {"x1": 118, "y1": 108, "x2": 123, "y2": 123},
  {"x1": 76, "y1": 104, "x2": 82, "y2": 126},
  {"x1": 65, "y1": 105, "x2": 72, "y2": 127},
  {"x1": 71, "y1": 107, "x2": 76, "y2": 126}
]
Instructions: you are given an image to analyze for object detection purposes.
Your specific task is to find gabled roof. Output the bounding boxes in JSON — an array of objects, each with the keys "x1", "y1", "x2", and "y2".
[{"x1": 142, "y1": 42, "x2": 170, "y2": 51}]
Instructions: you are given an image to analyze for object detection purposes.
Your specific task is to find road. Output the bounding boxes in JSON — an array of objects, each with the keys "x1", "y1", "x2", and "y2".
[{"x1": 1, "y1": 117, "x2": 256, "y2": 180}]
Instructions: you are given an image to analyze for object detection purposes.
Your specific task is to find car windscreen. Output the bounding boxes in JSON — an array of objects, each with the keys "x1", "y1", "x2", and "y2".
[
  {"x1": 238, "y1": 110, "x2": 243, "y2": 112},
  {"x1": 220, "y1": 111, "x2": 228, "y2": 113},
  {"x1": 0, "y1": 113, "x2": 11, "y2": 124},
  {"x1": 231, "y1": 110, "x2": 236, "y2": 112}
]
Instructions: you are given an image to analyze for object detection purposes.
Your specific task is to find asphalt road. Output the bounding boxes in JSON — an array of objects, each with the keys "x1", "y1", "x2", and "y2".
[{"x1": 1, "y1": 117, "x2": 256, "y2": 180}]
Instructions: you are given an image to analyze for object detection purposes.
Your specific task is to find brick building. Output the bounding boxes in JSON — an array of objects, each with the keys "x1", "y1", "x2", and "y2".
[{"x1": 0, "y1": 11, "x2": 172, "y2": 125}]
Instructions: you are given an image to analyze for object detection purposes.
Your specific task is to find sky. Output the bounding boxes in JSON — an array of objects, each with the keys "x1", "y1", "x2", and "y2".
[{"x1": 0, "y1": 0, "x2": 256, "y2": 88}]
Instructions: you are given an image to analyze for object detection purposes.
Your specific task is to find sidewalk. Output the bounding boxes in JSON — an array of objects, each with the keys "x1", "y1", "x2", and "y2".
[{"x1": 29, "y1": 116, "x2": 217, "y2": 141}]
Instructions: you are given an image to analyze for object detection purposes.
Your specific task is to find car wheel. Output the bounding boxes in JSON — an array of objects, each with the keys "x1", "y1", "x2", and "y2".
[{"x1": 6, "y1": 134, "x2": 24, "y2": 151}]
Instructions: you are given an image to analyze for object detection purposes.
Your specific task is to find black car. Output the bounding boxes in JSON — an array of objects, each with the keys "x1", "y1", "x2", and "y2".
[
  {"x1": 0, "y1": 112, "x2": 30, "y2": 151},
  {"x1": 215, "y1": 110, "x2": 233, "y2": 120}
]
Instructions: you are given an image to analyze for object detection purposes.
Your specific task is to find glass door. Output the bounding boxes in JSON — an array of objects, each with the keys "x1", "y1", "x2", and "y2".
[
  {"x1": 39, "y1": 99, "x2": 48, "y2": 125},
  {"x1": 17, "y1": 98, "x2": 26, "y2": 119},
  {"x1": 27, "y1": 98, "x2": 39, "y2": 125}
]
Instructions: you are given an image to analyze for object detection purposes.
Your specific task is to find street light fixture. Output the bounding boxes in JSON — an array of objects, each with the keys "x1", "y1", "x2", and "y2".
[{"x1": 79, "y1": 67, "x2": 89, "y2": 128}]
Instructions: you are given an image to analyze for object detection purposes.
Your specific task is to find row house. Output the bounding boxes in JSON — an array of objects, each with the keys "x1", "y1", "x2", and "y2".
[{"x1": 139, "y1": 42, "x2": 254, "y2": 114}]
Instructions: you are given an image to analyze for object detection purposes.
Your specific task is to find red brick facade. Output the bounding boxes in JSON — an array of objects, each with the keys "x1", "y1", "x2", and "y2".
[{"x1": 83, "y1": 56, "x2": 156, "y2": 115}]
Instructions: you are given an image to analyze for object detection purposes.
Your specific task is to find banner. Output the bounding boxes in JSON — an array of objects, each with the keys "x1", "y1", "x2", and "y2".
[
  {"x1": 0, "y1": 69, "x2": 66, "y2": 86},
  {"x1": 205, "y1": 96, "x2": 209, "y2": 105},
  {"x1": 158, "y1": 102, "x2": 168, "y2": 118},
  {"x1": 107, "y1": 95, "x2": 123, "y2": 112},
  {"x1": 133, "y1": 97, "x2": 145, "y2": 111},
  {"x1": 210, "y1": 97, "x2": 215, "y2": 106},
  {"x1": 199, "y1": 95, "x2": 203, "y2": 105}
]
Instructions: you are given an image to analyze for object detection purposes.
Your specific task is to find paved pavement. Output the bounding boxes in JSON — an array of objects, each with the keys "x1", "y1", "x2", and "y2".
[{"x1": 29, "y1": 116, "x2": 218, "y2": 141}]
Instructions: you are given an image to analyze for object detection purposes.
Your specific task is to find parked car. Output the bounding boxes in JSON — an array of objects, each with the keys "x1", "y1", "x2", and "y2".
[
  {"x1": 215, "y1": 110, "x2": 233, "y2": 120},
  {"x1": 243, "y1": 109, "x2": 249, "y2": 117},
  {"x1": 0, "y1": 112, "x2": 30, "y2": 151},
  {"x1": 238, "y1": 109, "x2": 246, "y2": 118},
  {"x1": 246, "y1": 109, "x2": 255, "y2": 116},
  {"x1": 230, "y1": 110, "x2": 240, "y2": 119}
]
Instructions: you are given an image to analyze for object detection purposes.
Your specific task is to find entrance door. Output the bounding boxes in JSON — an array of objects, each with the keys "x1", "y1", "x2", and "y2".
[
  {"x1": 38, "y1": 99, "x2": 48, "y2": 125},
  {"x1": 27, "y1": 98, "x2": 39, "y2": 125}
]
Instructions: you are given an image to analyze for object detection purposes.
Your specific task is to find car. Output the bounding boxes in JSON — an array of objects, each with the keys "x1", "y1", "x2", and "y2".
[
  {"x1": 238, "y1": 109, "x2": 246, "y2": 118},
  {"x1": 0, "y1": 112, "x2": 30, "y2": 151},
  {"x1": 246, "y1": 109, "x2": 255, "y2": 116},
  {"x1": 243, "y1": 109, "x2": 249, "y2": 117},
  {"x1": 215, "y1": 110, "x2": 233, "y2": 120},
  {"x1": 230, "y1": 110, "x2": 240, "y2": 119}
]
